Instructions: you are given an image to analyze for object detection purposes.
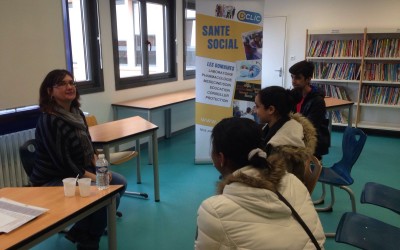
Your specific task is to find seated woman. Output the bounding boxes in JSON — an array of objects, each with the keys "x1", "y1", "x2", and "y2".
[
  {"x1": 255, "y1": 86, "x2": 317, "y2": 182},
  {"x1": 195, "y1": 117, "x2": 325, "y2": 249},
  {"x1": 30, "y1": 69, "x2": 127, "y2": 250}
]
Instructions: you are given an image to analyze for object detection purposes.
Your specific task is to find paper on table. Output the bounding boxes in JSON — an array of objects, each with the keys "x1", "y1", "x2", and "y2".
[
  {"x1": 0, "y1": 213, "x2": 16, "y2": 228},
  {"x1": 0, "y1": 197, "x2": 48, "y2": 233}
]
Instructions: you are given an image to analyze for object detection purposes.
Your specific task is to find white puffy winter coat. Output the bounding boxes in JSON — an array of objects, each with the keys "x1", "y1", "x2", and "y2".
[{"x1": 195, "y1": 167, "x2": 325, "y2": 250}]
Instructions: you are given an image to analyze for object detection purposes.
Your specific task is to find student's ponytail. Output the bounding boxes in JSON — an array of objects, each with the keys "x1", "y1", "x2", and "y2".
[{"x1": 248, "y1": 148, "x2": 268, "y2": 169}]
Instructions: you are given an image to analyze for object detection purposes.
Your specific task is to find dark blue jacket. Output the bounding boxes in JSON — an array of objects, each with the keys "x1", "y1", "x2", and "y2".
[{"x1": 293, "y1": 86, "x2": 330, "y2": 158}]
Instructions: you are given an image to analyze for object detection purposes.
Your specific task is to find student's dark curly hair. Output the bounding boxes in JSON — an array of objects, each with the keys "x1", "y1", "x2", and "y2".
[{"x1": 38, "y1": 69, "x2": 81, "y2": 113}]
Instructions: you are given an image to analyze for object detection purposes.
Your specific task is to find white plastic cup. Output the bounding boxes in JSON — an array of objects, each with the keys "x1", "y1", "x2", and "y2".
[
  {"x1": 62, "y1": 178, "x2": 76, "y2": 197},
  {"x1": 77, "y1": 178, "x2": 92, "y2": 197}
]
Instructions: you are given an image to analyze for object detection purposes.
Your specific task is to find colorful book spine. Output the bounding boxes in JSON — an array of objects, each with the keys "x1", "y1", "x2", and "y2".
[
  {"x1": 308, "y1": 39, "x2": 362, "y2": 57},
  {"x1": 365, "y1": 38, "x2": 400, "y2": 58}
]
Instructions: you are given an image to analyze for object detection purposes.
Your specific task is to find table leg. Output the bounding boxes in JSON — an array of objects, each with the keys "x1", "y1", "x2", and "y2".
[
  {"x1": 165, "y1": 108, "x2": 171, "y2": 139},
  {"x1": 348, "y1": 105, "x2": 353, "y2": 127},
  {"x1": 112, "y1": 106, "x2": 118, "y2": 121},
  {"x1": 148, "y1": 110, "x2": 153, "y2": 164},
  {"x1": 112, "y1": 107, "x2": 120, "y2": 152},
  {"x1": 152, "y1": 130, "x2": 160, "y2": 202},
  {"x1": 107, "y1": 195, "x2": 117, "y2": 250},
  {"x1": 136, "y1": 139, "x2": 141, "y2": 184}
]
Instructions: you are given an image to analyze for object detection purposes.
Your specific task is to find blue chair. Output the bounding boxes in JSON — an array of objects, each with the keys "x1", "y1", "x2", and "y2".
[
  {"x1": 335, "y1": 212, "x2": 400, "y2": 250},
  {"x1": 314, "y1": 127, "x2": 367, "y2": 214},
  {"x1": 361, "y1": 182, "x2": 400, "y2": 215}
]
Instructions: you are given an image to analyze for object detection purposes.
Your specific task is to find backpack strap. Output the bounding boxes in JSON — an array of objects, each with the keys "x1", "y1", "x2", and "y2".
[{"x1": 276, "y1": 191, "x2": 322, "y2": 250}]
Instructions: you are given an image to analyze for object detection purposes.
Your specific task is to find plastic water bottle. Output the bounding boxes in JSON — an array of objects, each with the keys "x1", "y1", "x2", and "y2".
[{"x1": 96, "y1": 154, "x2": 109, "y2": 190}]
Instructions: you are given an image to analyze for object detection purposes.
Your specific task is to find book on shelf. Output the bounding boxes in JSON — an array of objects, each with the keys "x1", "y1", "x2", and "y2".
[
  {"x1": 361, "y1": 85, "x2": 400, "y2": 105},
  {"x1": 365, "y1": 38, "x2": 400, "y2": 58},
  {"x1": 308, "y1": 28, "x2": 400, "y2": 131},
  {"x1": 312, "y1": 62, "x2": 360, "y2": 80},
  {"x1": 312, "y1": 83, "x2": 349, "y2": 123},
  {"x1": 307, "y1": 39, "x2": 362, "y2": 57},
  {"x1": 313, "y1": 83, "x2": 347, "y2": 100},
  {"x1": 364, "y1": 63, "x2": 400, "y2": 82}
]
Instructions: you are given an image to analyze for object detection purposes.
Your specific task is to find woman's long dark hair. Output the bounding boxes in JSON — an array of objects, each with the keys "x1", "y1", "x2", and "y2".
[{"x1": 39, "y1": 69, "x2": 81, "y2": 113}]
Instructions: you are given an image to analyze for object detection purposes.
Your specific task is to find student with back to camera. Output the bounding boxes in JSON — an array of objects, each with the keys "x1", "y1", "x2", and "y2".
[
  {"x1": 30, "y1": 69, "x2": 127, "y2": 250},
  {"x1": 289, "y1": 60, "x2": 330, "y2": 160},
  {"x1": 195, "y1": 117, "x2": 325, "y2": 250}
]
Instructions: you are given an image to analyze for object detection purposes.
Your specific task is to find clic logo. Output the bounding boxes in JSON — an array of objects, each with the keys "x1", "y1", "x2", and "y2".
[{"x1": 237, "y1": 10, "x2": 262, "y2": 24}]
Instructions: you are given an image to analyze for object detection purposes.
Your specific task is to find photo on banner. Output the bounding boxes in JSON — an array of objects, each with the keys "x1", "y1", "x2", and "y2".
[{"x1": 195, "y1": 0, "x2": 264, "y2": 163}]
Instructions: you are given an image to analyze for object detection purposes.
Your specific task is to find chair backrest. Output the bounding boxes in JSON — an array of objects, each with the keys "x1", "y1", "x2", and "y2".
[
  {"x1": 84, "y1": 114, "x2": 138, "y2": 165},
  {"x1": 303, "y1": 155, "x2": 323, "y2": 194},
  {"x1": 331, "y1": 127, "x2": 367, "y2": 183},
  {"x1": 85, "y1": 114, "x2": 98, "y2": 127},
  {"x1": 19, "y1": 139, "x2": 37, "y2": 178},
  {"x1": 336, "y1": 212, "x2": 400, "y2": 250},
  {"x1": 361, "y1": 182, "x2": 400, "y2": 215}
]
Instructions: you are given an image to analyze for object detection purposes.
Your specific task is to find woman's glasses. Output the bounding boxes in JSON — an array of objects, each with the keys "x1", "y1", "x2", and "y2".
[{"x1": 54, "y1": 80, "x2": 76, "y2": 88}]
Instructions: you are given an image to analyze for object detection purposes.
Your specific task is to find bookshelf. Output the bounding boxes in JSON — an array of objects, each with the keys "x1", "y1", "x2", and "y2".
[{"x1": 306, "y1": 28, "x2": 400, "y2": 131}]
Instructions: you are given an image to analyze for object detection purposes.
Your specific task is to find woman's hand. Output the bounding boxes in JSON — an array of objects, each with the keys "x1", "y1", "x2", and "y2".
[
  {"x1": 83, "y1": 170, "x2": 97, "y2": 182},
  {"x1": 108, "y1": 172, "x2": 112, "y2": 183},
  {"x1": 91, "y1": 154, "x2": 99, "y2": 167}
]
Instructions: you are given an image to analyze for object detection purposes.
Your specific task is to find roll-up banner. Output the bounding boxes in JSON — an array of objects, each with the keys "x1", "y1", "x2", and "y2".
[{"x1": 195, "y1": 0, "x2": 264, "y2": 163}]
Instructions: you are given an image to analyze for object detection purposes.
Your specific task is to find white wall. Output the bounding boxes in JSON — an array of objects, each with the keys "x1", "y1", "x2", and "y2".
[
  {"x1": 264, "y1": 0, "x2": 400, "y2": 88},
  {"x1": 0, "y1": 0, "x2": 66, "y2": 110}
]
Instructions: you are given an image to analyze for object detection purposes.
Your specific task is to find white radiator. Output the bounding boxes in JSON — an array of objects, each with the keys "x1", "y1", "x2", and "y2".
[{"x1": 0, "y1": 129, "x2": 35, "y2": 187}]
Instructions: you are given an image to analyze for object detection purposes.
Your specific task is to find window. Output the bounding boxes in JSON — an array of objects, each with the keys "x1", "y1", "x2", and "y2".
[
  {"x1": 134, "y1": 35, "x2": 156, "y2": 66},
  {"x1": 183, "y1": 0, "x2": 196, "y2": 79},
  {"x1": 118, "y1": 41, "x2": 128, "y2": 64},
  {"x1": 63, "y1": 0, "x2": 104, "y2": 94},
  {"x1": 110, "y1": 0, "x2": 176, "y2": 90}
]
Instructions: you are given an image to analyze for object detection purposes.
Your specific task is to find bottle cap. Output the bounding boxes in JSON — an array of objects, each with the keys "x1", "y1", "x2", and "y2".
[{"x1": 99, "y1": 154, "x2": 105, "y2": 159}]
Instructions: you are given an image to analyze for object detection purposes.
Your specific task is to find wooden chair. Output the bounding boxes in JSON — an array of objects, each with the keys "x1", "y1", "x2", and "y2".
[{"x1": 303, "y1": 155, "x2": 323, "y2": 194}]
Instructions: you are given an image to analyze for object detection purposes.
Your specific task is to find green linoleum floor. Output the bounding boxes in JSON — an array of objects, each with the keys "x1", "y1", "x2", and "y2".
[{"x1": 31, "y1": 127, "x2": 400, "y2": 250}]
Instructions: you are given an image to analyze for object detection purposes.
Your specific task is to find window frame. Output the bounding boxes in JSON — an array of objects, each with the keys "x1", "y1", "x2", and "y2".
[
  {"x1": 110, "y1": 0, "x2": 177, "y2": 90},
  {"x1": 183, "y1": 0, "x2": 196, "y2": 79},
  {"x1": 62, "y1": 0, "x2": 104, "y2": 94}
]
